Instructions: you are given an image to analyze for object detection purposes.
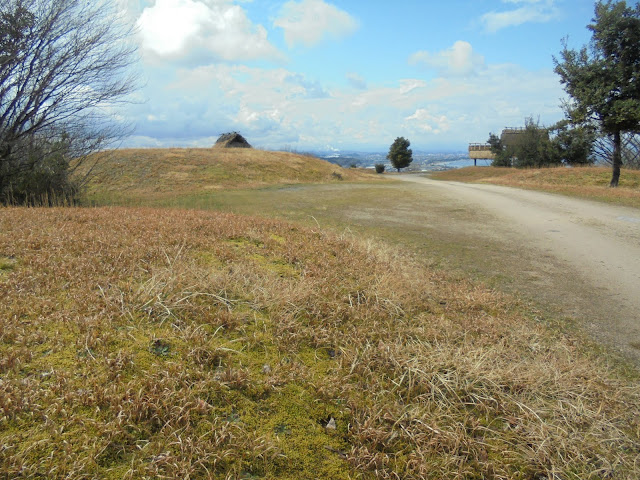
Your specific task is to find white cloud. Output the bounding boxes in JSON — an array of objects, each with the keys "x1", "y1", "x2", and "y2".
[
  {"x1": 409, "y1": 41, "x2": 485, "y2": 77},
  {"x1": 404, "y1": 109, "x2": 450, "y2": 134},
  {"x1": 481, "y1": 0, "x2": 559, "y2": 32},
  {"x1": 286, "y1": 74, "x2": 330, "y2": 99},
  {"x1": 274, "y1": 0, "x2": 358, "y2": 48},
  {"x1": 346, "y1": 72, "x2": 367, "y2": 90},
  {"x1": 137, "y1": 0, "x2": 283, "y2": 62},
  {"x1": 399, "y1": 79, "x2": 427, "y2": 95},
  {"x1": 235, "y1": 104, "x2": 283, "y2": 129}
]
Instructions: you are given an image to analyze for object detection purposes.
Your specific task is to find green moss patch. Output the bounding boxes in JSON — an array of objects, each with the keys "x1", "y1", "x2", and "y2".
[{"x1": 0, "y1": 255, "x2": 17, "y2": 273}]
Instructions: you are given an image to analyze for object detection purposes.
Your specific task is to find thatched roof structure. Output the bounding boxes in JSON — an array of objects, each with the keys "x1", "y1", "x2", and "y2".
[
  {"x1": 500, "y1": 127, "x2": 549, "y2": 147},
  {"x1": 214, "y1": 132, "x2": 252, "y2": 148},
  {"x1": 500, "y1": 128, "x2": 526, "y2": 147}
]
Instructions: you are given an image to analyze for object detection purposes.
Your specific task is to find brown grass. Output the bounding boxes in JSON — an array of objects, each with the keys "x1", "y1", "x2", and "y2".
[
  {"x1": 430, "y1": 166, "x2": 640, "y2": 208},
  {"x1": 76, "y1": 148, "x2": 378, "y2": 204},
  {"x1": 1, "y1": 207, "x2": 639, "y2": 479}
]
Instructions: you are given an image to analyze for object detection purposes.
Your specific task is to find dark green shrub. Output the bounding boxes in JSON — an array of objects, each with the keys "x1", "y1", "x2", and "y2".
[
  {"x1": 1, "y1": 134, "x2": 78, "y2": 205},
  {"x1": 375, "y1": 163, "x2": 385, "y2": 174}
]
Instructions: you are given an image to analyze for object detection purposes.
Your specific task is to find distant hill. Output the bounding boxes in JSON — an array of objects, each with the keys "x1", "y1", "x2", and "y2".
[
  {"x1": 317, "y1": 150, "x2": 469, "y2": 170},
  {"x1": 76, "y1": 148, "x2": 377, "y2": 202}
]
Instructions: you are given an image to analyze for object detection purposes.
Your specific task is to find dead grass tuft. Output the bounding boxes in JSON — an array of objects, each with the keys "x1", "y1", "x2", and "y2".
[{"x1": 1, "y1": 207, "x2": 639, "y2": 478}]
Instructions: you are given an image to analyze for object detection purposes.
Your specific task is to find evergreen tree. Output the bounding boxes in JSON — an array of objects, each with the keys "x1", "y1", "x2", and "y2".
[
  {"x1": 487, "y1": 133, "x2": 511, "y2": 167},
  {"x1": 554, "y1": 1, "x2": 640, "y2": 186},
  {"x1": 387, "y1": 137, "x2": 413, "y2": 172},
  {"x1": 512, "y1": 118, "x2": 562, "y2": 168},
  {"x1": 550, "y1": 120, "x2": 596, "y2": 165}
]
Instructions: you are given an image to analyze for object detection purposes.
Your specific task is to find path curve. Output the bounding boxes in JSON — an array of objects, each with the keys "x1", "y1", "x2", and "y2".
[{"x1": 397, "y1": 174, "x2": 640, "y2": 362}]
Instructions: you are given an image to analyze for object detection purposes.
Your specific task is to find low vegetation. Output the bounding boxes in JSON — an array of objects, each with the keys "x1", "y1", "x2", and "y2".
[
  {"x1": 1, "y1": 207, "x2": 639, "y2": 479},
  {"x1": 431, "y1": 166, "x2": 640, "y2": 208},
  {"x1": 76, "y1": 148, "x2": 377, "y2": 205}
]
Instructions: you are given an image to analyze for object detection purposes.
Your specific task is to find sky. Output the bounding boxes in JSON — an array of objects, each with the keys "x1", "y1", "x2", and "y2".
[{"x1": 116, "y1": 0, "x2": 598, "y2": 152}]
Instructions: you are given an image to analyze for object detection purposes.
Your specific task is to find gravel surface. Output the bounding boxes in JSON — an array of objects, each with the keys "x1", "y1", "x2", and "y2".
[{"x1": 398, "y1": 175, "x2": 640, "y2": 364}]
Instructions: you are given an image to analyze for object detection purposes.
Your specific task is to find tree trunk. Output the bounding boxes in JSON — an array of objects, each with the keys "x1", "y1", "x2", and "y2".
[
  {"x1": 397, "y1": 168, "x2": 400, "y2": 172},
  {"x1": 610, "y1": 130, "x2": 622, "y2": 187}
]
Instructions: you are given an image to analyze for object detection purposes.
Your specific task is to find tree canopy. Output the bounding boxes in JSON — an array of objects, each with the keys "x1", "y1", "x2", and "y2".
[
  {"x1": 387, "y1": 137, "x2": 413, "y2": 172},
  {"x1": 554, "y1": 0, "x2": 640, "y2": 186},
  {"x1": 488, "y1": 118, "x2": 596, "y2": 168},
  {"x1": 549, "y1": 120, "x2": 596, "y2": 165}
]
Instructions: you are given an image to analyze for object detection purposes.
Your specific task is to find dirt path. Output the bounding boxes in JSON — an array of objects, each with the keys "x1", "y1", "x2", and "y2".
[{"x1": 397, "y1": 175, "x2": 640, "y2": 363}]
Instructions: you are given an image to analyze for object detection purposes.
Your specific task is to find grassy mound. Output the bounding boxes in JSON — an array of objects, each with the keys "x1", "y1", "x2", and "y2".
[
  {"x1": 431, "y1": 166, "x2": 640, "y2": 207},
  {"x1": 1, "y1": 207, "x2": 639, "y2": 479},
  {"x1": 76, "y1": 148, "x2": 376, "y2": 205}
]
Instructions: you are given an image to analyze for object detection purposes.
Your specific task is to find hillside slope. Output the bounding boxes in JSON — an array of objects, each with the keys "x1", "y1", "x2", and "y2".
[{"x1": 76, "y1": 148, "x2": 377, "y2": 203}]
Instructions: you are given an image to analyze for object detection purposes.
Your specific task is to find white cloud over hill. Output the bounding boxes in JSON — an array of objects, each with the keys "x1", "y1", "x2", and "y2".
[
  {"x1": 121, "y1": 1, "x2": 579, "y2": 151},
  {"x1": 127, "y1": 56, "x2": 564, "y2": 150}
]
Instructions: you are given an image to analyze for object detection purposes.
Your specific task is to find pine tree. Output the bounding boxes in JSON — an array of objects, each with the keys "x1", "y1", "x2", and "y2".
[
  {"x1": 554, "y1": 1, "x2": 640, "y2": 187},
  {"x1": 387, "y1": 137, "x2": 413, "y2": 172}
]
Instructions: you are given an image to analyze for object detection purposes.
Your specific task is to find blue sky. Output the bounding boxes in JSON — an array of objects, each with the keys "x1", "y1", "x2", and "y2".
[{"x1": 117, "y1": 0, "x2": 597, "y2": 152}]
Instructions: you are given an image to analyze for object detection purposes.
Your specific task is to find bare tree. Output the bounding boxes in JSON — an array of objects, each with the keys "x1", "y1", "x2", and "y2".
[
  {"x1": 592, "y1": 133, "x2": 640, "y2": 169},
  {"x1": 0, "y1": 0, "x2": 138, "y2": 204}
]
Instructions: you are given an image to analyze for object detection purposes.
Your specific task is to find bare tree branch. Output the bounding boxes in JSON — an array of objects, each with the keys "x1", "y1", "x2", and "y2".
[
  {"x1": 592, "y1": 132, "x2": 640, "y2": 169},
  {"x1": 0, "y1": 0, "x2": 139, "y2": 203}
]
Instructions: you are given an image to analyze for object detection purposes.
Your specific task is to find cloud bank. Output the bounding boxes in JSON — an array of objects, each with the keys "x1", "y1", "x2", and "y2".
[
  {"x1": 126, "y1": 59, "x2": 565, "y2": 151},
  {"x1": 124, "y1": 2, "x2": 569, "y2": 151}
]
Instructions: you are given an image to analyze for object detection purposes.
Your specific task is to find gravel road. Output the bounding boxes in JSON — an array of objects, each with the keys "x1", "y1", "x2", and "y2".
[{"x1": 397, "y1": 175, "x2": 640, "y2": 364}]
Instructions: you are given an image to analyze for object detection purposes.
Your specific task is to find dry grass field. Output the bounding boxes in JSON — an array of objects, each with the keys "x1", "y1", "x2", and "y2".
[
  {"x1": 430, "y1": 166, "x2": 640, "y2": 208},
  {"x1": 1, "y1": 207, "x2": 640, "y2": 479},
  {"x1": 76, "y1": 148, "x2": 378, "y2": 205}
]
